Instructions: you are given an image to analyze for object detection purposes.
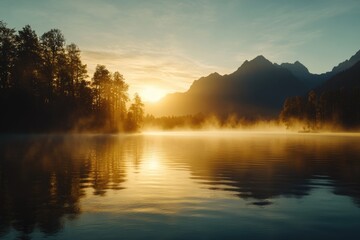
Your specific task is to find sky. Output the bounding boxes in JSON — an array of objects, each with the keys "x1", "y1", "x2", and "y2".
[{"x1": 1, "y1": 0, "x2": 360, "y2": 102}]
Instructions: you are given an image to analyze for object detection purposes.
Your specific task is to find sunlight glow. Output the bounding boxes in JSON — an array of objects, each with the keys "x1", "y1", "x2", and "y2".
[
  {"x1": 146, "y1": 157, "x2": 161, "y2": 171},
  {"x1": 139, "y1": 86, "x2": 168, "y2": 103}
]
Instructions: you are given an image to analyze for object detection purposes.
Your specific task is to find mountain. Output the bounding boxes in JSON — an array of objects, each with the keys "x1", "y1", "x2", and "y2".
[
  {"x1": 280, "y1": 49, "x2": 360, "y2": 90},
  {"x1": 280, "y1": 61, "x2": 311, "y2": 81},
  {"x1": 331, "y1": 49, "x2": 360, "y2": 74},
  {"x1": 316, "y1": 60, "x2": 360, "y2": 93},
  {"x1": 279, "y1": 61, "x2": 323, "y2": 89},
  {"x1": 279, "y1": 60, "x2": 360, "y2": 129},
  {"x1": 147, "y1": 55, "x2": 307, "y2": 118}
]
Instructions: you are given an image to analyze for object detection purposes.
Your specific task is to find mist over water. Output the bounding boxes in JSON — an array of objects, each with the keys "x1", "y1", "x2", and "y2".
[{"x1": 1, "y1": 132, "x2": 360, "y2": 239}]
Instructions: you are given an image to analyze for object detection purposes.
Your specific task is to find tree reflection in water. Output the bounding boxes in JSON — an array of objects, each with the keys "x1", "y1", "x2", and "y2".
[
  {"x1": 0, "y1": 135, "x2": 140, "y2": 238},
  {"x1": 177, "y1": 134, "x2": 360, "y2": 205}
]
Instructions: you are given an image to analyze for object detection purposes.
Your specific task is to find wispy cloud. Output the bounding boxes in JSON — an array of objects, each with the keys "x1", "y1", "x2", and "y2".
[{"x1": 233, "y1": 1, "x2": 360, "y2": 67}]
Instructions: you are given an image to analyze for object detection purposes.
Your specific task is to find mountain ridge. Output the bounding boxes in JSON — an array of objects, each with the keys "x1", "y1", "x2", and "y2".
[
  {"x1": 316, "y1": 60, "x2": 360, "y2": 93},
  {"x1": 280, "y1": 49, "x2": 360, "y2": 89},
  {"x1": 147, "y1": 49, "x2": 360, "y2": 119},
  {"x1": 280, "y1": 59, "x2": 360, "y2": 129},
  {"x1": 331, "y1": 49, "x2": 360, "y2": 74},
  {"x1": 147, "y1": 55, "x2": 306, "y2": 118}
]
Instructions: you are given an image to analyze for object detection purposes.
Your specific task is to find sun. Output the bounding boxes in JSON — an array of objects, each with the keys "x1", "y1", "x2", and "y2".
[{"x1": 140, "y1": 86, "x2": 168, "y2": 103}]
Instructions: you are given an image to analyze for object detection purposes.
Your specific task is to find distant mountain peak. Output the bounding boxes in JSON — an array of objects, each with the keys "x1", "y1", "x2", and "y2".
[
  {"x1": 331, "y1": 49, "x2": 360, "y2": 73},
  {"x1": 196, "y1": 72, "x2": 221, "y2": 82},
  {"x1": 208, "y1": 72, "x2": 221, "y2": 77},
  {"x1": 252, "y1": 55, "x2": 272, "y2": 64},
  {"x1": 237, "y1": 55, "x2": 273, "y2": 72},
  {"x1": 294, "y1": 60, "x2": 305, "y2": 67},
  {"x1": 281, "y1": 61, "x2": 309, "y2": 74},
  {"x1": 254, "y1": 55, "x2": 266, "y2": 60}
]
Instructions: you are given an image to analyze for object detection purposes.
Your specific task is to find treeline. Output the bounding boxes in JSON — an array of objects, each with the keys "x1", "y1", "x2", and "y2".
[
  {"x1": 144, "y1": 114, "x2": 209, "y2": 129},
  {"x1": 280, "y1": 89, "x2": 360, "y2": 131},
  {"x1": 0, "y1": 21, "x2": 144, "y2": 133},
  {"x1": 144, "y1": 113, "x2": 278, "y2": 130}
]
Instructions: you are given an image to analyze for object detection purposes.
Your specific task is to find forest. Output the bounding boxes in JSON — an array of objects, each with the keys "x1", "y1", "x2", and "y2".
[
  {"x1": 280, "y1": 61, "x2": 360, "y2": 131},
  {"x1": 0, "y1": 21, "x2": 144, "y2": 133},
  {"x1": 280, "y1": 89, "x2": 360, "y2": 131}
]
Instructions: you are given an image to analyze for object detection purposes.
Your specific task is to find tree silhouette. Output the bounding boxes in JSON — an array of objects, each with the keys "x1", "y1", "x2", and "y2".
[
  {"x1": 40, "y1": 29, "x2": 66, "y2": 102},
  {"x1": 127, "y1": 93, "x2": 144, "y2": 131},
  {"x1": 65, "y1": 43, "x2": 88, "y2": 98},
  {"x1": 305, "y1": 90, "x2": 318, "y2": 130},
  {"x1": 279, "y1": 96, "x2": 303, "y2": 129},
  {"x1": 280, "y1": 85, "x2": 360, "y2": 130},
  {"x1": 92, "y1": 64, "x2": 110, "y2": 112},
  {"x1": 0, "y1": 21, "x2": 144, "y2": 133},
  {"x1": 13, "y1": 25, "x2": 42, "y2": 93},
  {"x1": 280, "y1": 59, "x2": 360, "y2": 130},
  {"x1": 0, "y1": 21, "x2": 16, "y2": 89},
  {"x1": 111, "y1": 71, "x2": 129, "y2": 130},
  {"x1": 112, "y1": 71, "x2": 128, "y2": 121}
]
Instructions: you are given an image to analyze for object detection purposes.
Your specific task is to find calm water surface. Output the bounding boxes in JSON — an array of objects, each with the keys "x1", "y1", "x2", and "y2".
[{"x1": 0, "y1": 132, "x2": 360, "y2": 239}]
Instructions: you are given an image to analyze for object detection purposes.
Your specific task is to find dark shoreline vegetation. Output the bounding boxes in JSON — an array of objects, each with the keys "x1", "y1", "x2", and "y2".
[
  {"x1": 0, "y1": 21, "x2": 144, "y2": 133},
  {"x1": 280, "y1": 62, "x2": 360, "y2": 132},
  {"x1": 1, "y1": 21, "x2": 360, "y2": 133},
  {"x1": 143, "y1": 113, "x2": 281, "y2": 130}
]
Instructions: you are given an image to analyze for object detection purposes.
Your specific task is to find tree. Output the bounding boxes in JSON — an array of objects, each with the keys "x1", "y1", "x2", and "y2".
[
  {"x1": 305, "y1": 90, "x2": 318, "y2": 130},
  {"x1": 127, "y1": 93, "x2": 144, "y2": 131},
  {"x1": 77, "y1": 79, "x2": 93, "y2": 116},
  {"x1": 65, "y1": 43, "x2": 87, "y2": 98},
  {"x1": 0, "y1": 21, "x2": 142, "y2": 133},
  {"x1": 92, "y1": 64, "x2": 111, "y2": 112},
  {"x1": 112, "y1": 71, "x2": 128, "y2": 122},
  {"x1": 14, "y1": 25, "x2": 42, "y2": 94},
  {"x1": 0, "y1": 21, "x2": 16, "y2": 89},
  {"x1": 40, "y1": 29, "x2": 66, "y2": 101},
  {"x1": 279, "y1": 96, "x2": 303, "y2": 129}
]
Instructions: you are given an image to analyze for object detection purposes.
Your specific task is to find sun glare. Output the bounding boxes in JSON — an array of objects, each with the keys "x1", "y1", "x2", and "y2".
[{"x1": 140, "y1": 86, "x2": 168, "y2": 103}]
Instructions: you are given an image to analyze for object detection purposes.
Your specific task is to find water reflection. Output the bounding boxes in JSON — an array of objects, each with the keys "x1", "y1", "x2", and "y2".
[
  {"x1": 0, "y1": 135, "x2": 142, "y2": 238},
  {"x1": 175, "y1": 133, "x2": 360, "y2": 205},
  {"x1": 0, "y1": 133, "x2": 360, "y2": 238}
]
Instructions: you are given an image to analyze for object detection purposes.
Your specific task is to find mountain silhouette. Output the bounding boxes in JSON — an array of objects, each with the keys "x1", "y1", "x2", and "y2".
[
  {"x1": 279, "y1": 59, "x2": 360, "y2": 129},
  {"x1": 280, "y1": 49, "x2": 360, "y2": 89},
  {"x1": 316, "y1": 60, "x2": 360, "y2": 93},
  {"x1": 147, "y1": 49, "x2": 360, "y2": 119},
  {"x1": 147, "y1": 56, "x2": 307, "y2": 118},
  {"x1": 331, "y1": 49, "x2": 360, "y2": 74},
  {"x1": 280, "y1": 61, "x2": 311, "y2": 81},
  {"x1": 315, "y1": 60, "x2": 360, "y2": 127},
  {"x1": 279, "y1": 61, "x2": 322, "y2": 89}
]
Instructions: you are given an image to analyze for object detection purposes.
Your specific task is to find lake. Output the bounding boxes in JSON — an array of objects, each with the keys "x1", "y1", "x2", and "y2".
[{"x1": 0, "y1": 132, "x2": 360, "y2": 239}]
